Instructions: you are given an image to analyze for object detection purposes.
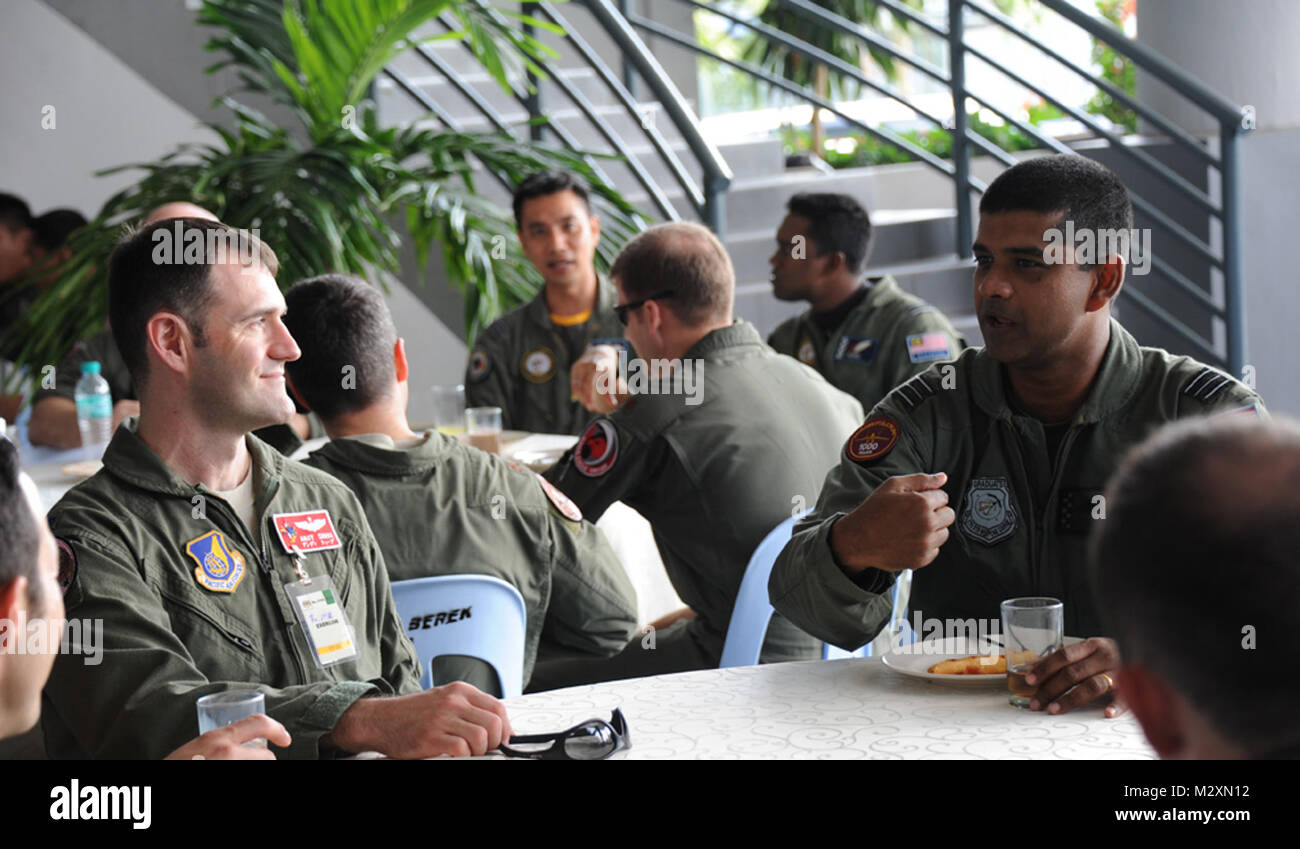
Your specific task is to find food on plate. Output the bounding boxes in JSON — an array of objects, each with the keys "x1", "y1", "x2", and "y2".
[{"x1": 927, "y1": 654, "x2": 1007, "y2": 675}]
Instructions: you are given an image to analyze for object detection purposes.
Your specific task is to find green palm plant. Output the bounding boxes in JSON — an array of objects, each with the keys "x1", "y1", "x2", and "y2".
[
  {"x1": 740, "y1": 0, "x2": 922, "y2": 155},
  {"x1": 1, "y1": 0, "x2": 647, "y2": 395}
]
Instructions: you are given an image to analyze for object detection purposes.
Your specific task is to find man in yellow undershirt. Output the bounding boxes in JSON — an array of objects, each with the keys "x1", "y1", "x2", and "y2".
[{"x1": 464, "y1": 172, "x2": 627, "y2": 434}]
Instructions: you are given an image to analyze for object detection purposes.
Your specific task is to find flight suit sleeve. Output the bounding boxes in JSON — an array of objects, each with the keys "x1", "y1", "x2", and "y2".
[
  {"x1": 465, "y1": 328, "x2": 516, "y2": 430},
  {"x1": 41, "y1": 530, "x2": 379, "y2": 760},
  {"x1": 540, "y1": 509, "x2": 639, "y2": 656},
  {"x1": 543, "y1": 414, "x2": 661, "y2": 523},
  {"x1": 769, "y1": 402, "x2": 932, "y2": 650}
]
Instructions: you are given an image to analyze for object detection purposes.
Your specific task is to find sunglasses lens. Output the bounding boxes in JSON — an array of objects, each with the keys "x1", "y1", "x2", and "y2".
[{"x1": 562, "y1": 722, "x2": 618, "y2": 760}]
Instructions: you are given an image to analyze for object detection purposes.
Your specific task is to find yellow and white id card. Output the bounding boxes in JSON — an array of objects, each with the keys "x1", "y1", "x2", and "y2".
[{"x1": 284, "y1": 574, "x2": 358, "y2": 668}]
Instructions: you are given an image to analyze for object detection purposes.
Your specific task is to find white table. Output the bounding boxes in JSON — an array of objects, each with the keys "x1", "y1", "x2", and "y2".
[{"x1": 496, "y1": 657, "x2": 1155, "y2": 760}]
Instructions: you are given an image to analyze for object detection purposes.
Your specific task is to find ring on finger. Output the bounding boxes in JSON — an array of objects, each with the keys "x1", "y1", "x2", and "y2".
[{"x1": 1098, "y1": 671, "x2": 1115, "y2": 692}]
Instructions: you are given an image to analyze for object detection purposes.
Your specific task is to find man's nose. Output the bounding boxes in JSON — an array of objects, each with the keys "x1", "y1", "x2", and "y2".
[
  {"x1": 272, "y1": 318, "x2": 301, "y2": 362},
  {"x1": 976, "y1": 265, "x2": 1013, "y2": 300}
]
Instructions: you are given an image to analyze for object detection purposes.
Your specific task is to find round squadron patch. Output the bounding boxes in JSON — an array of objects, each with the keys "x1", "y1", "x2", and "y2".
[
  {"x1": 537, "y1": 474, "x2": 583, "y2": 522},
  {"x1": 185, "y1": 531, "x2": 247, "y2": 593},
  {"x1": 574, "y1": 419, "x2": 618, "y2": 478},
  {"x1": 521, "y1": 347, "x2": 556, "y2": 383},
  {"x1": 468, "y1": 349, "x2": 490, "y2": 383},
  {"x1": 959, "y1": 476, "x2": 1018, "y2": 546},
  {"x1": 846, "y1": 417, "x2": 899, "y2": 464},
  {"x1": 797, "y1": 337, "x2": 816, "y2": 366},
  {"x1": 56, "y1": 538, "x2": 78, "y2": 594}
]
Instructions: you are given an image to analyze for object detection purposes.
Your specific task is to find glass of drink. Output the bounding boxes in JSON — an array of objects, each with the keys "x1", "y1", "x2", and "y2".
[
  {"x1": 431, "y1": 384, "x2": 466, "y2": 436},
  {"x1": 466, "y1": 406, "x2": 504, "y2": 455},
  {"x1": 196, "y1": 690, "x2": 267, "y2": 747},
  {"x1": 1000, "y1": 597, "x2": 1064, "y2": 709}
]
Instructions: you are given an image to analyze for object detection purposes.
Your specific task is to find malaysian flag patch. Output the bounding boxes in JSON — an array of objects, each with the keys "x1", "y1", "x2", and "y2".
[{"x1": 906, "y1": 332, "x2": 952, "y2": 364}]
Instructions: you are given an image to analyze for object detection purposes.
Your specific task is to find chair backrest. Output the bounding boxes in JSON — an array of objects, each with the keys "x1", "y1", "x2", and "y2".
[
  {"x1": 719, "y1": 513, "x2": 806, "y2": 668},
  {"x1": 389, "y1": 575, "x2": 527, "y2": 698},
  {"x1": 719, "y1": 513, "x2": 908, "y2": 668}
]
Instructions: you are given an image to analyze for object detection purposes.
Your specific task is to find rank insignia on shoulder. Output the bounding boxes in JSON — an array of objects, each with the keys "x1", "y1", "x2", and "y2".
[
  {"x1": 185, "y1": 531, "x2": 247, "y2": 593},
  {"x1": 468, "y1": 349, "x2": 490, "y2": 383},
  {"x1": 894, "y1": 374, "x2": 937, "y2": 412},
  {"x1": 797, "y1": 337, "x2": 817, "y2": 366},
  {"x1": 1181, "y1": 366, "x2": 1235, "y2": 403},
  {"x1": 906, "y1": 331, "x2": 952, "y2": 364},
  {"x1": 959, "y1": 477, "x2": 1017, "y2": 546},
  {"x1": 271, "y1": 510, "x2": 342, "y2": 554},
  {"x1": 574, "y1": 419, "x2": 618, "y2": 477},
  {"x1": 521, "y1": 347, "x2": 556, "y2": 383},
  {"x1": 835, "y1": 336, "x2": 878, "y2": 364},
  {"x1": 537, "y1": 474, "x2": 583, "y2": 522},
  {"x1": 846, "y1": 417, "x2": 899, "y2": 464}
]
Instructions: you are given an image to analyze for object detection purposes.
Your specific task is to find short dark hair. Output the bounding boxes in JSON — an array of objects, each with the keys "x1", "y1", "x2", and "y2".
[
  {"x1": 32, "y1": 208, "x2": 88, "y2": 252},
  {"x1": 1091, "y1": 415, "x2": 1300, "y2": 756},
  {"x1": 512, "y1": 171, "x2": 592, "y2": 230},
  {"x1": 107, "y1": 218, "x2": 279, "y2": 386},
  {"x1": 283, "y1": 274, "x2": 396, "y2": 421},
  {"x1": 0, "y1": 193, "x2": 32, "y2": 235},
  {"x1": 0, "y1": 439, "x2": 43, "y2": 612},
  {"x1": 610, "y1": 222, "x2": 733, "y2": 326},
  {"x1": 786, "y1": 193, "x2": 873, "y2": 274},
  {"x1": 980, "y1": 155, "x2": 1134, "y2": 254}
]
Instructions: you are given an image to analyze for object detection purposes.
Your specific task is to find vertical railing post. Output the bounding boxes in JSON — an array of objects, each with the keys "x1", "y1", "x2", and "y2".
[
  {"x1": 1220, "y1": 121, "x2": 1245, "y2": 377},
  {"x1": 524, "y1": 1, "x2": 544, "y2": 142},
  {"x1": 704, "y1": 173, "x2": 727, "y2": 241},
  {"x1": 947, "y1": 1, "x2": 972, "y2": 258},
  {"x1": 618, "y1": 0, "x2": 638, "y2": 98}
]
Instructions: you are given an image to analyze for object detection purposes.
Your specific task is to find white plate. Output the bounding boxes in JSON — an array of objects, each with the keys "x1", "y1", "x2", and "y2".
[{"x1": 881, "y1": 635, "x2": 1083, "y2": 683}]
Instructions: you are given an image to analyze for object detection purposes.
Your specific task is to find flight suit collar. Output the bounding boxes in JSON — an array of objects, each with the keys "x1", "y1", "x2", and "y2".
[
  {"x1": 860, "y1": 275, "x2": 901, "y2": 313},
  {"x1": 100, "y1": 418, "x2": 285, "y2": 501},
  {"x1": 683, "y1": 320, "x2": 764, "y2": 360},
  {"x1": 970, "y1": 318, "x2": 1142, "y2": 424},
  {"x1": 523, "y1": 274, "x2": 614, "y2": 331},
  {"x1": 307, "y1": 431, "x2": 454, "y2": 475}
]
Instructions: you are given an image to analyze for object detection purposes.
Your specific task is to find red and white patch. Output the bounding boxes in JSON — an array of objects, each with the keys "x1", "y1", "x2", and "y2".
[
  {"x1": 574, "y1": 419, "x2": 619, "y2": 478},
  {"x1": 468, "y1": 349, "x2": 490, "y2": 383},
  {"x1": 845, "y1": 417, "x2": 899, "y2": 464},
  {"x1": 272, "y1": 510, "x2": 342, "y2": 554},
  {"x1": 537, "y1": 474, "x2": 583, "y2": 522}
]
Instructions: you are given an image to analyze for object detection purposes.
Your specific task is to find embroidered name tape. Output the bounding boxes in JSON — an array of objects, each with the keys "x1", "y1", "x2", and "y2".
[{"x1": 272, "y1": 510, "x2": 342, "y2": 554}]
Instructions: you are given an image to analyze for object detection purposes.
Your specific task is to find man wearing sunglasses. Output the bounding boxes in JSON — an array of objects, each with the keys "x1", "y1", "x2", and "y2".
[
  {"x1": 532, "y1": 222, "x2": 864, "y2": 690},
  {"x1": 464, "y1": 172, "x2": 628, "y2": 435}
]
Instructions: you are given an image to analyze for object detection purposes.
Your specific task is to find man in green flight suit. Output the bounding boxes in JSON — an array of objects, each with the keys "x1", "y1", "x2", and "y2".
[
  {"x1": 767, "y1": 192, "x2": 965, "y2": 410},
  {"x1": 42, "y1": 218, "x2": 512, "y2": 759},
  {"x1": 282, "y1": 272, "x2": 639, "y2": 694},
  {"x1": 530, "y1": 222, "x2": 865, "y2": 690},
  {"x1": 770, "y1": 155, "x2": 1265, "y2": 717},
  {"x1": 465, "y1": 171, "x2": 628, "y2": 434}
]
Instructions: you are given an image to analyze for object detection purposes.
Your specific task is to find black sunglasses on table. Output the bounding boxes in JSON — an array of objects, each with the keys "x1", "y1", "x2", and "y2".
[
  {"x1": 497, "y1": 709, "x2": 630, "y2": 760},
  {"x1": 613, "y1": 290, "x2": 676, "y2": 326}
]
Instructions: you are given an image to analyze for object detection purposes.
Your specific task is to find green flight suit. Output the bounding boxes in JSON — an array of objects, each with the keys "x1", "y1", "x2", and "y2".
[
  {"x1": 465, "y1": 278, "x2": 627, "y2": 435},
  {"x1": 770, "y1": 319, "x2": 1267, "y2": 650},
  {"x1": 30, "y1": 328, "x2": 315, "y2": 455},
  {"x1": 301, "y1": 431, "x2": 639, "y2": 691},
  {"x1": 532, "y1": 321, "x2": 865, "y2": 689},
  {"x1": 41, "y1": 422, "x2": 422, "y2": 760},
  {"x1": 767, "y1": 276, "x2": 965, "y2": 412}
]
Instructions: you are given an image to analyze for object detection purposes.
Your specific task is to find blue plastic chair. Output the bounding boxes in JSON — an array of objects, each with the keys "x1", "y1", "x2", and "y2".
[
  {"x1": 390, "y1": 575, "x2": 527, "y2": 698},
  {"x1": 719, "y1": 513, "x2": 906, "y2": 668}
]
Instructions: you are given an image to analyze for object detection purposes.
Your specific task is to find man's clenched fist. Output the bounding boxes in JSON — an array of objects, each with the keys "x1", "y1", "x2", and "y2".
[{"x1": 830, "y1": 472, "x2": 955, "y2": 573}]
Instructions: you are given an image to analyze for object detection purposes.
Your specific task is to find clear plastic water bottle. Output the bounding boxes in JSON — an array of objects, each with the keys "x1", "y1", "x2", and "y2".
[{"x1": 74, "y1": 360, "x2": 114, "y2": 450}]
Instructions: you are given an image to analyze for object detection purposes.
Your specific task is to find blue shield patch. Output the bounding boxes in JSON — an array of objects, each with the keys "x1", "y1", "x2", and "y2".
[{"x1": 185, "y1": 531, "x2": 247, "y2": 593}]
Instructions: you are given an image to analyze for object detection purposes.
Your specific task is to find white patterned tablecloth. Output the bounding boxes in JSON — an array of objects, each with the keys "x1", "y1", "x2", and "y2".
[{"x1": 498, "y1": 657, "x2": 1155, "y2": 760}]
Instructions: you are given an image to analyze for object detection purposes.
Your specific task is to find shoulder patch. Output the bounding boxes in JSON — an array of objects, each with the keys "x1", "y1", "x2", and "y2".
[
  {"x1": 521, "y1": 347, "x2": 556, "y2": 383},
  {"x1": 1217, "y1": 402, "x2": 1260, "y2": 418},
  {"x1": 574, "y1": 419, "x2": 618, "y2": 477},
  {"x1": 894, "y1": 373, "x2": 937, "y2": 412},
  {"x1": 467, "y1": 349, "x2": 490, "y2": 383},
  {"x1": 797, "y1": 336, "x2": 817, "y2": 366},
  {"x1": 537, "y1": 474, "x2": 583, "y2": 522},
  {"x1": 906, "y1": 331, "x2": 952, "y2": 364},
  {"x1": 56, "y1": 538, "x2": 78, "y2": 594},
  {"x1": 846, "y1": 417, "x2": 899, "y2": 464},
  {"x1": 1181, "y1": 366, "x2": 1235, "y2": 403}
]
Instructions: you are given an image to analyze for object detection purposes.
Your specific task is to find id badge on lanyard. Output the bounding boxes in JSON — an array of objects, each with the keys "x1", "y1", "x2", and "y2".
[{"x1": 273, "y1": 509, "x2": 357, "y2": 668}]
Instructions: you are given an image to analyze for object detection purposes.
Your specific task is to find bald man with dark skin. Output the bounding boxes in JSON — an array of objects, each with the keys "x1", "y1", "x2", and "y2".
[{"x1": 1092, "y1": 415, "x2": 1300, "y2": 759}]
